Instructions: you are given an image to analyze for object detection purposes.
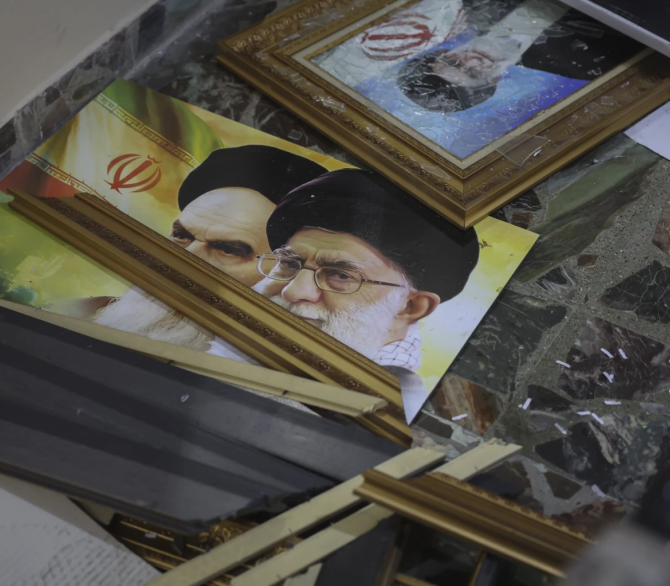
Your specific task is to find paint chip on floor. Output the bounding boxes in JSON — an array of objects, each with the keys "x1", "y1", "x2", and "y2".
[
  {"x1": 618, "y1": 349, "x2": 628, "y2": 359},
  {"x1": 555, "y1": 423, "x2": 568, "y2": 435},
  {"x1": 601, "y1": 348, "x2": 614, "y2": 359},
  {"x1": 604, "y1": 400, "x2": 621, "y2": 405},
  {"x1": 591, "y1": 413, "x2": 605, "y2": 425},
  {"x1": 452, "y1": 414, "x2": 468, "y2": 421},
  {"x1": 522, "y1": 398, "x2": 532, "y2": 410},
  {"x1": 556, "y1": 360, "x2": 571, "y2": 369}
]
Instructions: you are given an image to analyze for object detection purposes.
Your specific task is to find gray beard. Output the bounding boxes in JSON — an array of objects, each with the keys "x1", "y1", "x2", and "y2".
[
  {"x1": 267, "y1": 288, "x2": 407, "y2": 360},
  {"x1": 93, "y1": 287, "x2": 213, "y2": 351}
]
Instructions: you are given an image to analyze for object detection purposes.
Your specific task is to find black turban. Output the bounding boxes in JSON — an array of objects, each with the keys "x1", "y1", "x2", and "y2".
[
  {"x1": 178, "y1": 145, "x2": 328, "y2": 210},
  {"x1": 267, "y1": 169, "x2": 480, "y2": 303}
]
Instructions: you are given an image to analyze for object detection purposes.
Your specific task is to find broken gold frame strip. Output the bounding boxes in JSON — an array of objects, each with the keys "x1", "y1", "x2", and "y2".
[
  {"x1": 146, "y1": 447, "x2": 446, "y2": 586},
  {"x1": 217, "y1": 0, "x2": 670, "y2": 228},
  {"x1": 355, "y1": 469, "x2": 592, "y2": 577},
  {"x1": 0, "y1": 299, "x2": 387, "y2": 417},
  {"x1": 229, "y1": 440, "x2": 521, "y2": 586},
  {"x1": 7, "y1": 189, "x2": 410, "y2": 445}
]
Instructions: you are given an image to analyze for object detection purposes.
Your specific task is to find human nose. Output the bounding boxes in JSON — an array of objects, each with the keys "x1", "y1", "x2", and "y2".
[{"x1": 282, "y1": 269, "x2": 321, "y2": 304}]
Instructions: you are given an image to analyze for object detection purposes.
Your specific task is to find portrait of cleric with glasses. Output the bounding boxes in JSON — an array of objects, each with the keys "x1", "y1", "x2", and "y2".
[
  {"x1": 172, "y1": 146, "x2": 479, "y2": 397},
  {"x1": 251, "y1": 167, "x2": 479, "y2": 395}
]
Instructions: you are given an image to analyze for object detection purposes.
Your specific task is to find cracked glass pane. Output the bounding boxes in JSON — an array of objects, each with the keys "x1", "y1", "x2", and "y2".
[{"x1": 311, "y1": 0, "x2": 642, "y2": 161}]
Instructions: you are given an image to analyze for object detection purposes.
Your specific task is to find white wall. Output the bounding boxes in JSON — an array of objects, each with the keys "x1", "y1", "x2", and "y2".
[{"x1": 0, "y1": 0, "x2": 158, "y2": 126}]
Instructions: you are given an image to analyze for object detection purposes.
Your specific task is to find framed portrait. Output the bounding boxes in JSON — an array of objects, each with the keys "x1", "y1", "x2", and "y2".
[
  {"x1": 0, "y1": 79, "x2": 535, "y2": 445},
  {"x1": 218, "y1": 0, "x2": 670, "y2": 228}
]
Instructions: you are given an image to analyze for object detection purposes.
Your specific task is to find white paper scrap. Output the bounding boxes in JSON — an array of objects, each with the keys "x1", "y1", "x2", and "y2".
[
  {"x1": 603, "y1": 372, "x2": 614, "y2": 383},
  {"x1": 618, "y1": 349, "x2": 628, "y2": 360},
  {"x1": 556, "y1": 360, "x2": 571, "y2": 369},
  {"x1": 555, "y1": 423, "x2": 568, "y2": 435},
  {"x1": 522, "y1": 398, "x2": 532, "y2": 410},
  {"x1": 601, "y1": 348, "x2": 614, "y2": 359},
  {"x1": 592, "y1": 413, "x2": 605, "y2": 425},
  {"x1": 604, "y1": 400, "x2": 621, "y2": 405},
  {"x1": 626, "y1": 102, "x2": 670, "y2": 161},
  {"x1": 577, "y1": 411, "x2": 591, "y2": 416},
  {"x1": 452, "y1": 414, "x2": 468, "y2": 421},
  {"x1": 0, "y1": 474, "x2": 158, "y2": 586}
]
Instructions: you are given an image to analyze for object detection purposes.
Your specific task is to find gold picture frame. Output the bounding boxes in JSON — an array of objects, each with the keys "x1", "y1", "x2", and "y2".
[
  {"x1": 7, "y1": 188, "x2": 411, "y2": 445},
  {"x1": 217, "y1": 0, "x2": 670, "y2": 228},
  {"x1": 355, "y1": 468, "x2": 592, "y2": 577}
]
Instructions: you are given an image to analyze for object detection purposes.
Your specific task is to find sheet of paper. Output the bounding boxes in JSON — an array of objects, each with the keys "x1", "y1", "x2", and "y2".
[
  {"x1": 0, "y1": 474, "x2": 158, "y2": 586},
  {"x1": 625, "y1": 101, "x2": 670, "y2": 160}
]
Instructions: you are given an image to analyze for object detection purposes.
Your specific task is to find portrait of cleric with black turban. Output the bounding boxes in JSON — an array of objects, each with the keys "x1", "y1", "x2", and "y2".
[
  {"x1": 250, "y1": 169, "x2": 480, "y2": 396},
  {"x1": 93, "y1": 145, "x2": 327, "y2": 352}
]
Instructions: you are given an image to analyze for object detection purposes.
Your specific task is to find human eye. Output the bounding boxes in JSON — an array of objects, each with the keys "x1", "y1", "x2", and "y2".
[
  {"x1": 170, "y1": 222, "x2": 194, "y2": 246},
  {"x1": 320, "y1": 267, "x2": 359, "y2": 292},
  {"x1": 209, "y1": 241, "x2": 254, "y2": 258}
]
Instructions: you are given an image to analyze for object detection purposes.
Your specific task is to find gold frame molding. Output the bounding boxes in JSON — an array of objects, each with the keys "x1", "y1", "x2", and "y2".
[
  {"x1": 355, "y1": 469, "x2": 592, "y2": 577},
  {"x1": 217, "y1": 0, "x2": 670, "y2": 228},
  {"x1": 7, "y1": 188, "x2": 411, "y2": 445}
]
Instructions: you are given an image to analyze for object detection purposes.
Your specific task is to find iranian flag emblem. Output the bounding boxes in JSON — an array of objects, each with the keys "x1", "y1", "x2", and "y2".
[{"x1": 360, "y1": 13, "x2": 435, "y2": 61}]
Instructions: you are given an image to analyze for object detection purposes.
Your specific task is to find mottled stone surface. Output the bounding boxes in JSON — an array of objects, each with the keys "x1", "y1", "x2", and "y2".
[
  {"x1": 552, "y1": 500, "x2": 626, "y2": 537},
  {"x1": 508, "y1": 189, "x2": 542, "y2": 212},
  {"x1": 524, "y1": 385, "x2": 582, "y2": 433},
  {"x1": 449, "y1": 290, "x2": 568, "y2": 396},
  {"x1": 510, "y1": 210, "x2": 534, "y2": 229},
  {"x1": 600, "y1": 261, "x2": 670, "y2": 324},
  {"x1": 515, "y1": 140, "x2": 661, "y2": 282},
  {"x1": 577, "y1": 254, "x2": 599, "y2": 268},
  {"x1": 536, "y1": 413, "x2": 670, "y2": 503},
  {"x1": 652, "y1": 196, "x2": 670, "y2": 255},
  {"x1": 429, "y1": 374, "x2": 505, "y2": 435},
  {"x1": 558, "y1": 318, "x2": 670, "y2": 401},
  {"x1": 537, "y1": 265, "x2": 577, "y2": 301}
]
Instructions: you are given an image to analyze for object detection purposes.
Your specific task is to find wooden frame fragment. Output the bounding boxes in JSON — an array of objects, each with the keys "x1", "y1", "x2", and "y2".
[
  {"x1": 217, "y1": 0, "x2": 670, "y2": 228},
  {"x1": 145, "y1": 447, "x2": 445, "y2": 586},
  {"x1": 226, "y1": 441, "x2": 521, "y2": 586},
  {"x1": 354, "y1": 469, "x2": 592, "y2": 577},
  {"x1": 7, "y1": 188, "x2": 410, "y2": 445}
]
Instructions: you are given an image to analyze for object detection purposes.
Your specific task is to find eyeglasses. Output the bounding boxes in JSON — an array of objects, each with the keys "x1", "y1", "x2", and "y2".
[{"x1": 256, "y1": 253, "x2": 404, "y2": 295}]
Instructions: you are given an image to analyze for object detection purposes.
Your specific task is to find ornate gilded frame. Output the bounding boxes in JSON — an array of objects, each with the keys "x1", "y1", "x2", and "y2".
[
  {"x1": 217, "y1": 0, "x2": 670, "y2": 228},
  {"x1": 355, "y1": 469, "x2": 592, "y2": 577},
  {"x1": 7, "y1": 189, "x2": 410, "y2": 445}
]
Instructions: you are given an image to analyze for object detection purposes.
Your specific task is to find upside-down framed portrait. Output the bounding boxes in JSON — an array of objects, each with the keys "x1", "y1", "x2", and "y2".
[{"x1": 218, "y1": 0, "x2": 670, "y2": 228}]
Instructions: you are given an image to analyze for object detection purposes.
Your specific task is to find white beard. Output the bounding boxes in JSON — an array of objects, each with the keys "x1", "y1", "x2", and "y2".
[
  {"x1": 93, "y1": 287, "x2": 213, "y2": 351},
  {"x1": 268, "y1": 288, "x2": 408, "y2": 360}
]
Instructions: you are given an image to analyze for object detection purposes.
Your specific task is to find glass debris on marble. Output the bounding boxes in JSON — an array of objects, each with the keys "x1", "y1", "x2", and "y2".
[{"x1": 311, "y1": 0, "x2": 641, "y2": 159}]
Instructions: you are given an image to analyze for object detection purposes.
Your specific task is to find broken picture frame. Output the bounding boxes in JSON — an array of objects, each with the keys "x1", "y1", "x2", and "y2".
[{"x1": 218, "y1": 0, "x2": 670, "y2": 228}]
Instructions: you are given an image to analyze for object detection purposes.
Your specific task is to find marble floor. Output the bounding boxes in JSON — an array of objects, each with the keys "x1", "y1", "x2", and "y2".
[{"x1": 3, "y1": 0, "x2": 670, "y2": 540}]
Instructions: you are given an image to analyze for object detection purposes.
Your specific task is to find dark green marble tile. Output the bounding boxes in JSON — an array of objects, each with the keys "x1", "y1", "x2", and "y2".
[
  {"x1": 516, "y1": 143, "x2": 660, "y2": 282},
  {"x1": 449, "y1": 291, "x2": 567, "y2": 396},
  {"x1": 525, "y1": 385, "x2": 583, "y2": 433},
  {"x1": 600, "y1": 260, "x2": 670, "y2": 324},
  {"x1": 536, "y1": 413, "x2": 670, "y2": 503},
  {"x1": 537, "y1": 265, "x2": 578, "y2": 301},
  {"x1": 559, "y1": 318, "x2": 670, "y2": 401}
]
